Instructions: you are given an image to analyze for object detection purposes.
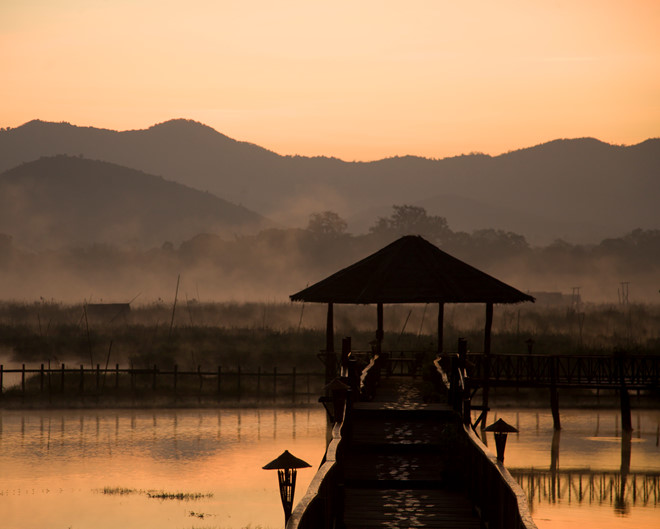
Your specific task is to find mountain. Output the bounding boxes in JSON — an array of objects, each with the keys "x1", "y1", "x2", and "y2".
[
  {"x1": 1, "y1": 120, "x2": 658, "y2": 244},
  {"x1": 0, "y1": 155, "x2": 268, "y2": 249}
]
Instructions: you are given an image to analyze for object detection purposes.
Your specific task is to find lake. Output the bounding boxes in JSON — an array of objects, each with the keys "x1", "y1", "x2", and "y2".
[
  {"x1": 484, "y1": 406, "x2": 660, "y2": 529},
  {"x1": 0, "y1": 408, "x2": 327, "y2": 529},
  {"x1": 0, "y1": 406, "x2": 657, "y2": 528}
]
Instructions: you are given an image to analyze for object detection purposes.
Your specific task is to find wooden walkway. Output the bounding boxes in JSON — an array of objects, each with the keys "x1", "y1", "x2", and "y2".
[{"x1": 342, "y1": 378, "x2": 481, "y2": 529}]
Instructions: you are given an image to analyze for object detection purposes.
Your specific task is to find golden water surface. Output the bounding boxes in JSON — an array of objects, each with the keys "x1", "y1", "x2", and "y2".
[{"x1": 0, "y1": 406, "x2": 657, "y2": 528}]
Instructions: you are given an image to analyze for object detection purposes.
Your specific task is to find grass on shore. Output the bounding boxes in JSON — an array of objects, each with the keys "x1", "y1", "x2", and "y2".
[{"x1": 0, "y1": 301, "x2": 657, "y2": 373}]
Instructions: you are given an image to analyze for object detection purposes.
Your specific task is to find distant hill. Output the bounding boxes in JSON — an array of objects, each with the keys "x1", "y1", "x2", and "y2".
[
  {"x1": 0, "y1": 155, "x2": 268, "y2": 249},
  {"x1": 1, "y1": 120, "x2": 658, "y2": 244}
]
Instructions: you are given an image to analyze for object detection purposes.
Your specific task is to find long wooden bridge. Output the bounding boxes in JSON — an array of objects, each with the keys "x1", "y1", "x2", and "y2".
[
  {"x1": 466, "y1": 352, "x2": 660, "y2": 390},
  {"x1": 439, "y1": 346, "x2": 660, "y2": 431},
  {"x1": 287, "y1": 350, "x2": 537, "y2": 529}
]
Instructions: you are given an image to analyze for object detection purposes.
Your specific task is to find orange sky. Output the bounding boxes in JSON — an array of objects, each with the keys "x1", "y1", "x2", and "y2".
[{"x1": 1, "y1": 0, "x2": 659, "y2": 161}]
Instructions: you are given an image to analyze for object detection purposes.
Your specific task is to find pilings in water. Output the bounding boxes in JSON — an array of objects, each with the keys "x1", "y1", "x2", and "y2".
[
  {"x1": 617, "y1": 352, "x2": 633, "y2": 433},
  {"x1": 550, "y1": 356, "x2": 561, "y2": 430}
]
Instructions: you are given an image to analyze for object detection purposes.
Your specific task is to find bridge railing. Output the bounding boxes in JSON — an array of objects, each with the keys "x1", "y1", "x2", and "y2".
[
  {"x1": 286, "y1": 420, "x2": 345, "y2": 529},
  {"x1": 461, "y1": 425, "x2": 538, "y2": 529},
  {"x1": 467, "y1": 353, "x2": 660, "y2": 388},
  {"x1": 436, "y1": 348, "x2": 538, "y2": 529}
]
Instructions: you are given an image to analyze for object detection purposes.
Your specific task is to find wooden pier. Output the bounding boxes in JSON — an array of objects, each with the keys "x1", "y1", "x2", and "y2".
[
  {"x1": 342, "y1": 379, "x2": 482, "y2": 528},
  {"x1": 455, "y1": 351, "x2": 660, "y2": 431},
  {"x1": 288, "y1": 353, "x2": 536, "y2": 529}
]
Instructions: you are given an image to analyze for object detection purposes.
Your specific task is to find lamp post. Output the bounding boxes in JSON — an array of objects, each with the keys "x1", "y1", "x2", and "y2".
[
  {"x1": 263, "y1": 450, "x2": 311, "y2": 524},
  {"x1": 485, "y1": 418, "x2": 519, "y2": 463}
]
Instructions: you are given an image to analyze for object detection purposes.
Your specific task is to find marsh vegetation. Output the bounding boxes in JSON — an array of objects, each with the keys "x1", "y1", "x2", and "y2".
[{"x1": 0, "y1": 300, "x2": 657, "y2": 372}]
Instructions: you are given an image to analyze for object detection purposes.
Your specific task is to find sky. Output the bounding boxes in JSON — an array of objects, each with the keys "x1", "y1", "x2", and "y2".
[{"x1": 1, "y1": 0, "x2": 659, "y2": 161}]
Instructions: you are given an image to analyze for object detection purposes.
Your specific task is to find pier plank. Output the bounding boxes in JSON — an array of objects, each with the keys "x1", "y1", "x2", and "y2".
[{"x1": 340, "y1": 377, "x2": 480, "y2": 529}]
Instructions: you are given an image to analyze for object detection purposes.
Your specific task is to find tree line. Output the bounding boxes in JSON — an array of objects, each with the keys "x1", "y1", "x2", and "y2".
[{"x1": 0, "y1": 205, "x2": 658, "y2": 303}]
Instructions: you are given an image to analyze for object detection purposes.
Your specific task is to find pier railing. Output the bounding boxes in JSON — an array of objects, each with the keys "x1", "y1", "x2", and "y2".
[
  {"x1": 286, "y1": 420, "x2": 345, "y2": 529},
  {"x1": 288, "y1": 351, "x2": 383, "y2": 529},
  {"x1": 461, "y1": 425, "x2": 538, "y2": 529},
  {"x1": 436, "y1": 344, "x2": 538, "y2": 529},
  {"x1": 467, "y1": 352, "x2": 660, "y2": 389}
]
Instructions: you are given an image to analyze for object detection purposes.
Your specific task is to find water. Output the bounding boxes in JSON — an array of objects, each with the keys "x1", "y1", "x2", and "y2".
[
  {"x1": 0, "y1": 406, "x2": 657, "y2": 528},
  {"x1": 481, "y1": 407, "x2": 660, "y2": 529},
  {"x1": 0, "y1": 408, "x2": 327, "y2": 529}
]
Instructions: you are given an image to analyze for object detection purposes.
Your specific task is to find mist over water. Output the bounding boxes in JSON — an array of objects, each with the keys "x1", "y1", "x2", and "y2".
[{"x1": 1, "y1": 226, "x2": 658, "y2": 305}]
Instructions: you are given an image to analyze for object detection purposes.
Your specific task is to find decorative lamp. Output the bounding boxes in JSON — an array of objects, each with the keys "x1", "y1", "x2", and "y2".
[
  {"x1": 263, "y1": 450, "x2": 311, "y2": 524},
  {"x1": 485, "y1": 418, "x2": 519, "y2": 463}
]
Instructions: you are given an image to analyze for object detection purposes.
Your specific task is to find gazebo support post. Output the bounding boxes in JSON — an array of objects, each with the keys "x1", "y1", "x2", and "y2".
[
  {"x1": 484, "y1": 302, "x2": 493, "y2": 355},
  {"x1": 481, "y1": 302, "x2": 493, "y2": 428},
  {"x1": 325, "y1": 303, "x2": 335, "y2": 384},
  {"x1": 437, "y1": 303, "x2": 444, "y2": 354},
  {"x1": 376, "y1": 303, "x2": 384, "y2": 355}
]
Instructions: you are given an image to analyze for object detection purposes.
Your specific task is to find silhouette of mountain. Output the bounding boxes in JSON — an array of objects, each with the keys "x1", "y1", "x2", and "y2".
[
  {"x1": 1, "y1": 120, "x2": 658, "y2": 244},
  {"x1": 0, "y1": 155, "x2": 268, "y2": 249}
]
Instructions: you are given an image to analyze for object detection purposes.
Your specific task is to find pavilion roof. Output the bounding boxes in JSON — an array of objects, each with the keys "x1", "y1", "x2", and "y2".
[{"x1": 290, "y1": 235, "x2": 534, "y2": 305}]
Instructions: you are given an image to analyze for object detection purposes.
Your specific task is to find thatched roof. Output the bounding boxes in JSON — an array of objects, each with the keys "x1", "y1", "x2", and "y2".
[
  {"x1": 262, "y1": 450, "x2": 312, "y2": 470},
  {"x1": 485, "y1": 418, "x2": 519, "y2": 433},
  {"x1": 290, "y1": 235, "x2": 534, "y2": 304}
]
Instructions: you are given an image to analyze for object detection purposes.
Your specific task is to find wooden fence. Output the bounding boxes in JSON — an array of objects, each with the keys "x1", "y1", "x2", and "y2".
[{"x1": 0, "y1": 364, "x2": 325, "y2": 404}]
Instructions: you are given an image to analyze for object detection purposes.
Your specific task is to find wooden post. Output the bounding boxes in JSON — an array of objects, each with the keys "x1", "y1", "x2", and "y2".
[
  {"x1": 482, "y1": 303, "x2": 493, "y2": 427},
  {"x1": 620, "y1": 387, "x2": 632, "y2": 432},
  {"x1": 376, "y1": 303, "x2": 384, "y2": 355},
  {"x1": 458, "y1": 338, "x2": 467, "y2": 371},
  {"x1": 198, "y1": 365, "x2": 203, "y2": 395},
  {"x1": 550, "y1": 430, "x2": 560, "y2": 501},
  {"x1": 174, "y1": 364, "x2": 179, "y2": 396},
  {"x1": 325, "y1": 303, "x2": 335, "y2": 384},
  {"x1": 152, "y1": 364, "x2": 157, "y2": 391},
  {"x1": 216, "y1": 365, "x2": 221, "y2": 396},
  {"x1": 115, "y1": 364, "x2": 119, "y2": 391},
  {"x1": 437, "y1": 303, "x2": 444, "y2": 354},
  {"x1": 326, "y1": 303, "x2": 335, "y2": 353},
  {"x1": 61, "y1": 363, "x2": 65, "y2": 393},
  {"x1": 40, "y1": 364, "x2": 45, "y2": 394},
  {"x1": 484, "y1": 303, "x2": 493, "y2": 355},
  {"x1": 96, "y1": 364, "x2": 100, "y2": 393},
  {"x1": 21, "y1": 364, "x2": 26, "y2": 394},
  {"x1": 0, "y1": 364, "x2": 3, "y2": 395},
  {"x1": 620, "y1": 430, "x2": 632, "y2": 475},
  {"x1": 79, "y1": 364, "x2": 85, "y2": 394},
  {"x1": 550, "y1": 357, "x2": 561, "y2": 430},
  {"x1": 292, "y1": 367, "x2": 297, "y2": 404},
  {"x1": 341, "y1": 337, "x2": 351, "y2": 372},
  {"x1": 618, "y1": 353, "x2": 633, "y2": 432}
]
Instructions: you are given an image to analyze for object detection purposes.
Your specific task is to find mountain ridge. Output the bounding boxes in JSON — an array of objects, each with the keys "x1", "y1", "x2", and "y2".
[
  {"x1": 1, "y1": 119, "x2": 658, "y2": 244},
  {"x1": 0, "y1": 155, "x2": 269, "y2": 249}
]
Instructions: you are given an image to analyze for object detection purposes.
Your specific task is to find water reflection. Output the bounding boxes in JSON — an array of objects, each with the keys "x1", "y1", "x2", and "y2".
[
  {"x1": 615, "y1": 430, "x2": 632, "y2": 515},
  {"x1": 0, "y1": 408, "x2": 327, "y2": 529},
  {"x1": 495, "y1": 408, "x2": 660, "y2": 529}
]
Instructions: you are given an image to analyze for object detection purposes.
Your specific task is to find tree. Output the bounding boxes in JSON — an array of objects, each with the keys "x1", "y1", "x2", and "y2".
[
  {"x1": 369, "y1": 205, "x2": 451, "y2": 243},
  {"x1": 307, "y1": 211, "x2": 348, "y2": 237}
]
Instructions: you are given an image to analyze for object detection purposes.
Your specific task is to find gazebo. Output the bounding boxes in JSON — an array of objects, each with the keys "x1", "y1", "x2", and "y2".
[{"x1": 290, "y1": 235, "x2": 534, "y2": 380}]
